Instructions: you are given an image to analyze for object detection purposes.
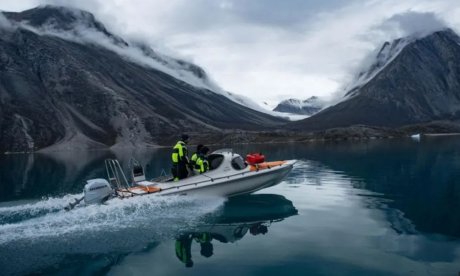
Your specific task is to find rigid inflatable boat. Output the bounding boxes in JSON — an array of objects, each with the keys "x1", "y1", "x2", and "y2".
[{"x1": 68, "y1": 149, "x2": 296, "y2": 209}]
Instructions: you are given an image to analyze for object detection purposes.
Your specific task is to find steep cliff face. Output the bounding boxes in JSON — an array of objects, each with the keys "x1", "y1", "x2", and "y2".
[
  {"x1": 289, "y1": 29, "x2": 460, "y2": 131},
  {"x1": 0, "y1": 6, "x2": 285, "y2": 153}
]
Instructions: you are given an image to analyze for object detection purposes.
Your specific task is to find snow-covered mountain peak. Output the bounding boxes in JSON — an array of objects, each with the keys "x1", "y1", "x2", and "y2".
[
  {"x1": 279, "y1": 98, "x2": 302, "y2": 107},
  {"x1": 273, "y1": 96, "x2": 325, "y2": 116},
  {"x1": 288, "y1": 28, "x2": 460, "y2": 131},
  {"x1": 344, "y1": 37, "x2": 410, "y2": 98},
  {"x1": 343, "y1": 28, "x2": 458, "y2": 100},
  {"x1": 303, "y1": 96, "x2": 323, "y2": 107}
]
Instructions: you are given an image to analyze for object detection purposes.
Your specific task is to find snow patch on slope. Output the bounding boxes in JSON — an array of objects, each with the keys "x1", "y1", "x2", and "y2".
[{"x1": 13, "y1": 114, "x2": 34, "y2": 150}]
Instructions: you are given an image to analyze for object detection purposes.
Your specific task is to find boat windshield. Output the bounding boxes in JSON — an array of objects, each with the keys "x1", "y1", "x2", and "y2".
[
  {"x1": 231, "y1": 156, "x2": 247, "y2": 170},
  {"x1": 208, "y1": 154, "x2": 224, "y2": 170}
]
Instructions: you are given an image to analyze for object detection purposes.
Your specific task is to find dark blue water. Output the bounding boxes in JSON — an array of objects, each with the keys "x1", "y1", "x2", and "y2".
[{"x1": 1, "y1": 137, "x2": 460, "y2": 275}]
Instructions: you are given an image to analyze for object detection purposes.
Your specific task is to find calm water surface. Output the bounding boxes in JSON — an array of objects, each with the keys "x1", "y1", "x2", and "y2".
[{"x1": 1, "y1": 137, "x2": 460, "y2": 275}]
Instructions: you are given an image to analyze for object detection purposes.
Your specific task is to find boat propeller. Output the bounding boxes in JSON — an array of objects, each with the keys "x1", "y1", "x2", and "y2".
[{"x1": 64, "y1": 196, "x2": 84, "y2": 211}]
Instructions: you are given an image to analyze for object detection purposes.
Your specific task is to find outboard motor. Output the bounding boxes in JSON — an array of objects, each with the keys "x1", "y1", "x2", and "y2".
[{"x1": 84, "y1": 178, "x2": 113, "y2": 204}]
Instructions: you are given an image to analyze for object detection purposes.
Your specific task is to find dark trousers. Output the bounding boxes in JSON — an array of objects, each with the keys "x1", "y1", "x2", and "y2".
[{"x1": 172, "y1": 162, "x2": 188, "y2": 180}]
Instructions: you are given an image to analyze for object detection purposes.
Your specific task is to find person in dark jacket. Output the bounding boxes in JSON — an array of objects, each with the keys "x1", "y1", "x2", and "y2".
[
  {"x1": 194, "y1": 232, "x2": 214, "y2": 258},
  {"x1": 171, "y1": 134, "x2": 190, "y2": 181}
]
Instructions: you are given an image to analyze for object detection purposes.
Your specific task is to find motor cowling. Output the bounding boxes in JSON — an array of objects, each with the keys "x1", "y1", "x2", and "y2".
[{"x1": 84, "y1": 179, "x2": 113, "y2": 204}]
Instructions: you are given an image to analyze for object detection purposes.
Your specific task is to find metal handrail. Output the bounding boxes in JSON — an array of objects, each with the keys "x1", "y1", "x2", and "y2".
[{"x1": 105, "y1": 159, "x2": 131, "y2": 189}]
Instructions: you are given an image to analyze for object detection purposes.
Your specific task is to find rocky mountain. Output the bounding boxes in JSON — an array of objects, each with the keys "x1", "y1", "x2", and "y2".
[
  {"x1": 0, "y1": 6, "x2": 285, "y2": 153},
  {"x1": 273, "y1": 96, "x2": 324, "y2": 115},
  {"x1": 289, "y1": 29, "x2": 460, "y2": 131}
]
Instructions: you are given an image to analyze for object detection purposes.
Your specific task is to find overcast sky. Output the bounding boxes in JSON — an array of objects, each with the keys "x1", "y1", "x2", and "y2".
[{"x1": 2, "y1": 0, "x2": 460, "y2": 105}]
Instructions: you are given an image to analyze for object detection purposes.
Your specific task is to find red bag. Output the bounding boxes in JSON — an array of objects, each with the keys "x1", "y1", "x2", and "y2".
[{"x1": 246, "y1": 153, "x2": 265, "y2": 165}]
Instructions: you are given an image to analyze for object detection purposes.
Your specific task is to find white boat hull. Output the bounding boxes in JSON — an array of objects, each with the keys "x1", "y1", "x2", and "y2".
[{"x1": 156, "y1": 160, "x2": 295, "y2": 197}]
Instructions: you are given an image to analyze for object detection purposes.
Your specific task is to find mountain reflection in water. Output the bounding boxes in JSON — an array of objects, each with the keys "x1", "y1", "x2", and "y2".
[{"x1": 1, "y1": 138, "x2": 460, "y2": 275}]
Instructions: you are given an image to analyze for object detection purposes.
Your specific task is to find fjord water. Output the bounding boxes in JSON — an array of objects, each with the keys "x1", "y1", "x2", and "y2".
[{"x1": 1, "y1": 138, "x2": 460, "y2": 275}]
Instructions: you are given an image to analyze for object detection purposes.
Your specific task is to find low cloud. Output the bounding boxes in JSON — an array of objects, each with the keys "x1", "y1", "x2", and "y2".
[
  {"x1": 0, "y1": 12, "x2": 14, "y2": 30},
  {"x1": 378, "y1": 11, "x2": 448, "y2": 39},
  {"x1": 1, "y1": 0, "x2": 460, "y2": 107},
  {"x1": 340, "y1": 11, "x2": 449, "y2": 95},
  {"x1": 15, "y1": 6, "x2": 223, "y2": 92}
]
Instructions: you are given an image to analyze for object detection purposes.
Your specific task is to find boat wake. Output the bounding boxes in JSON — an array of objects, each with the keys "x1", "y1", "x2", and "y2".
[
  {"x1": 0, "y1": 193, "x2": 225, "y2": 245},
  {"x1": 0, "y1": 193, "x2": 225, "y2": 274},
  {"x1": 0, "y1": 194, "x2": 84, "y2": 225}
]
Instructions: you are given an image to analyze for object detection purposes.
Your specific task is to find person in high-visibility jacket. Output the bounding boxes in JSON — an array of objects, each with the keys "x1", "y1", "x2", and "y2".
[
  {"x1": 194, "y1": 146, "x2": 210, "y2": 175},
  {"x1": 175, "y1": 234, "x2": 193, "y2": 267},
  {"x1": 171, "y1": 134, "x2": 190, "y2": 181},
  {"x1": 189, "y1": 144, "x2": 203, "y2": 175}
]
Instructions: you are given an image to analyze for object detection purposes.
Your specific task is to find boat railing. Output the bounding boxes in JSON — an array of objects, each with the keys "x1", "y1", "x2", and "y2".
[{"x1": 105, "y1": 159, "x2": 131, "y2": 189}]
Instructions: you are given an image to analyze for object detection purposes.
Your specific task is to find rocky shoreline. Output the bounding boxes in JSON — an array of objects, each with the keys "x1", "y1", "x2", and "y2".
[{"x1": 4, "y1": 120, "x2": 460, "y2": 155}]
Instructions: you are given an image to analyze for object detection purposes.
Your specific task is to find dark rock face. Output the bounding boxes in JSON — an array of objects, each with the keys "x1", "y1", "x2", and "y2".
[
  {"x1": 289, "y1": 29, "x2": 460, "y2": 131},
  {"x1": 273, "y1": 96, "x2": 323, "y2": 115},
  {"x1": 0, "y1": 6, "x2": 284, "y2": 153}
]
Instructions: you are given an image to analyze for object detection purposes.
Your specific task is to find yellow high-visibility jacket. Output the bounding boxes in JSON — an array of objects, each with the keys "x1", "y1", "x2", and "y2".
[
  {"x1": 172, "y1": 141, "x2": 188, "y2": 164},
  {"x1": 194, "y1": 156, "x2": 209, "y2": 174}
]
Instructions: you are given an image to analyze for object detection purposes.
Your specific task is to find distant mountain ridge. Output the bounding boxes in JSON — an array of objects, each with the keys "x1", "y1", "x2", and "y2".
[
  {"x1": 273, "y1": 96, "x2": 324, "y2": 115},
  {"x1": 289, "y1": 28, "x2": 460, "y2": 131},
  {"x1": 0, "y1": 5, "x2": 285, "y2": 153}
]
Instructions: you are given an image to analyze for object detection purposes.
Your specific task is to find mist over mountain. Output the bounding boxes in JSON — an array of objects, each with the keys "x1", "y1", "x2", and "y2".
[
  {"x1": 289, "y1": 28, "x2": 460, "y2": 131},
  {"x1": 0, "y1": 5, "x2": 285, "y2": 153}
]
